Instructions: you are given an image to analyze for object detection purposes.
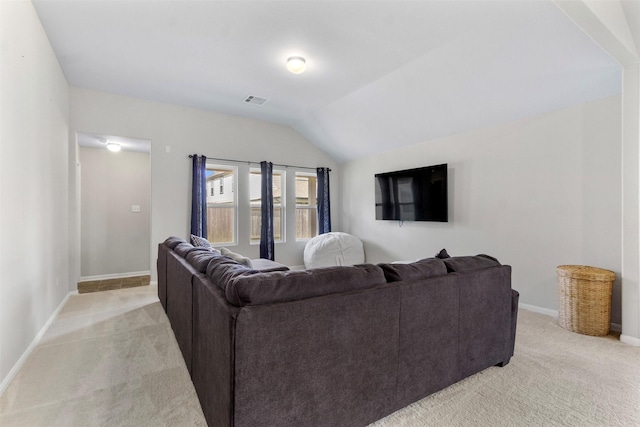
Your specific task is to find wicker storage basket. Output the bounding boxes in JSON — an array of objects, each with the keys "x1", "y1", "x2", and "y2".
[{"x1": 557, "y1": 265, "x2": 615, "y2": 336}]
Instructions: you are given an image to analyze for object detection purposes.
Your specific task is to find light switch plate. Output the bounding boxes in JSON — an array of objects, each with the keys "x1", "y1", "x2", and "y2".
[{"x1": 131, "y1": 205, "x2": 141, "y2": 213}]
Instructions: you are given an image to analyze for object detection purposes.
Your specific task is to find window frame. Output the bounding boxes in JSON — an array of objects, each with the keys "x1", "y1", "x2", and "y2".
[
  {"x1": 295, "y1": 171, "x2": 318, "y2": 242},
  {"x1": 249, "y1": 167, "x2": 286, "y2": 245}
]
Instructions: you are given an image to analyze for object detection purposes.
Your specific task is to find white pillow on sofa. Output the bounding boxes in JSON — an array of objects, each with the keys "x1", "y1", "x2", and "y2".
[
  {"x1": 220, "y1": 247, "x2": 253, "y2": 268},
  {"x1": 303, "y1": 232, "x2": 365, "y2": 269}
]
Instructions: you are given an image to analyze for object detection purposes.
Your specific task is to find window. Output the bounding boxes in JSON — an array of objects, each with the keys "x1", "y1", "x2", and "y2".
[
  {"x1": 206, "y1": 164, "x2": 237, "y2": 245},
  {"x1": 296, "y1": 173, "x2": 317, "y2": 240},
  {"x1": 249, "y1": 169, "x2": 285, "y2": 244}
]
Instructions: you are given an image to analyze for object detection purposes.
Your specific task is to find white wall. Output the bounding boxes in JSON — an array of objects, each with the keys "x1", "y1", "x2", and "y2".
[
  {"x1": 69, "y1": 88, "x2": 338, "y2": 280},
  {"x1": 0, "y1": 0, "x2": 70, "y2": 387},
  {"x1": 553, "y1": 0, "x2": 640, "y2": 345},
  {"x1": 340, "y1": 96, "x2": 622, "y2": 322},
  {"x1": 79, "y1": 147, "x2": 151, "y2": 278},
  {"x1": 621, "y1": 64, "x2": 640, "y2": 344}
]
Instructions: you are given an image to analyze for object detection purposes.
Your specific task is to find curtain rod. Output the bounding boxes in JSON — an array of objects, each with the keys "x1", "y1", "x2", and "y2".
[{"x1": 188, "y1": 155, "x2": 330, "y2": 172}]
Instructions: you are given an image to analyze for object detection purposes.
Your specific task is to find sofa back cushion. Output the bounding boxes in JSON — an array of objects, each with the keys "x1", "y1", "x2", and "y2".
[
  {"x1": 174, "y1": 242, "x2": 213, "y2": 258},
  {"x1": 174, "y1": 242, "x2": 198, "y2": 257},
  {"x1": 187, "y1": 250, "x2": 220, "y2": 273},
  {"x1": 208, "y1": 261, "x2": 386, "y2": 306},
  {"x1": 164, "y1": 236, "x2": 187, "y2": 249},
  {"x1": 378, "y1": 258, "x2": 447, "y2": 283},
  {"x1": 206, "y1": 256, "x2": 257, "y2": 289},
  {"x1": 443, "y1": 255, "x2": 500, "y2": 273}
]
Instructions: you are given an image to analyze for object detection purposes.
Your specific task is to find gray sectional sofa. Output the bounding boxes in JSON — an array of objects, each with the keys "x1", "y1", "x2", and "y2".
[{"x1": 157, "y1": 237, "x2": 519, "y2": 426}]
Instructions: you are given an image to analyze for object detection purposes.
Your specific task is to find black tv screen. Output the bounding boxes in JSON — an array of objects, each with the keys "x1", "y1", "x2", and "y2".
[{"x1": 375, "y1": 164, "x2": 448, "y2": 222}]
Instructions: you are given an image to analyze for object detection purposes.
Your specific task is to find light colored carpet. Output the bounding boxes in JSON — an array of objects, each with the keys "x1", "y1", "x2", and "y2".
[
  {"x1": 371, "y1": 310, "x2": 640, "y2": 427},
  {"x1": 0, "y1": 286, "x2": 206, "y2": 427},
  {"x1": 1, "y1": 285, "x2": 639, "y2": 426}
]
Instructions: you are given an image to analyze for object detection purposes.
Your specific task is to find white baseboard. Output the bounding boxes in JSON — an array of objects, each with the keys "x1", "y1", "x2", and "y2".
[
  {"x1": 79, "y1": 271, "x2": 151, "y2": 282},
  {"x1": 149, "y1": 281, "x2": 157, "y2": 287},
  {"x1": 0, "y1": 290, "x2": 77, "y2": 395},
  {"x1": 519, "y1": 303, "x2": 626, "y2": 340},
  {"x1": 620, "y1": 335, "x2": 640, "y2": 347},
  {"x1": 518, "y1": 303, "x2": 558, "y2": 318}
]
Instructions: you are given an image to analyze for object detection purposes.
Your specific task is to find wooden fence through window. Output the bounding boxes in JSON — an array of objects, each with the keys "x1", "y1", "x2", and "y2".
[{"x1": 206, "y1": 206, "x2": 318, "y2": 244}]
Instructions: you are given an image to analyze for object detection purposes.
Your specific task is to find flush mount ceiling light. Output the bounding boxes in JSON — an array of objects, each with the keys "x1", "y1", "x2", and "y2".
[
  {"x1": 106, "y1": 142, "x2": 121, "y2": 152},
  {"x1": 286, "y1": 56, "x2": 306, "y2": 74}
]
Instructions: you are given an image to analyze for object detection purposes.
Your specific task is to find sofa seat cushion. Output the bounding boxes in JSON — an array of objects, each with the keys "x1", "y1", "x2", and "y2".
[
  {"x1": 250, "y1": 258, "x2": 290, "y2": 272},
  {"x1": 211, "y1": 263, "x2": 386, "y2": 307},
  {"x1": 378, "y1": 258, "x2": 447, "y2": 282},
  {"x1": 443, "y1": 255, "x2": 500, "y2": 272}
]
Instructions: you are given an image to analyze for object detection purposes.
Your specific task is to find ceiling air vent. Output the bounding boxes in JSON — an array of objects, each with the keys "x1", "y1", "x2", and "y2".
[{"x1": 244, "y1": 95, "x2": 269, "y2": 106}]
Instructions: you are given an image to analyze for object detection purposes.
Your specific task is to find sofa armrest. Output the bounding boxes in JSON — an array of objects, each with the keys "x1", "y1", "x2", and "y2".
[
  {"x1": 505, "y1": 289, "x2": 519, "y2": 363},
  {"x1": 191, "y1": 275, "x2": 240, "y2": 427},
  {"x1": 166, "y1": 252, "x2": 198, "y2": 374},
  {"x1": 457, "y1": 265, "x2": 513, "y2": 378},
  {"x1": 157, "y1": 243, "x2": 169, "y2": 312}
]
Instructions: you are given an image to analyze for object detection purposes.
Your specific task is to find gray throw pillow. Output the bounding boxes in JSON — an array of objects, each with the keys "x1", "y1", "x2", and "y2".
[
  {"x1": 190, "y1": 234, "x2": 211, "y2": 248},
  {"x1": 435, "y1": 248, "x2": 451, "y2": 259}
]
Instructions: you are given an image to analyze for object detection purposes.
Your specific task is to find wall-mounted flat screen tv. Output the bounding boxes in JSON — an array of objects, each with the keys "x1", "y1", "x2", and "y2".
[{"x1": 375, "y1": 164, "x2": 448, "y2": 222}]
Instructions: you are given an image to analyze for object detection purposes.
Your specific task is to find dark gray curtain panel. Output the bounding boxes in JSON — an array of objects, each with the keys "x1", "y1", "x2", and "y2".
[
  {"x1": 190, "y1": 154, "x2": 208, "y2": 238},
  {"x1": 317, "y1": 167, "x2": 331, "y2": 234},
  {"x1": 260, "y1": 161, "x2": 274, "y2": 260}
]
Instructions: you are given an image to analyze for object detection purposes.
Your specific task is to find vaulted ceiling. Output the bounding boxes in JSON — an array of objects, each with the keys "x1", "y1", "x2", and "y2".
[{"x1": 33, "y1": 0, "x2": 629, "y2": 163}]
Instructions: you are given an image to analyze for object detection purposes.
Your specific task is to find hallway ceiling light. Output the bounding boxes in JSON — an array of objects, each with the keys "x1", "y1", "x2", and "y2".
[
  {"x1": 107, "y1": 142, "x2": 122, "y2": 152},
  {"x1": 286, "y1": 56, "x2": 306, "y2": 74}
]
